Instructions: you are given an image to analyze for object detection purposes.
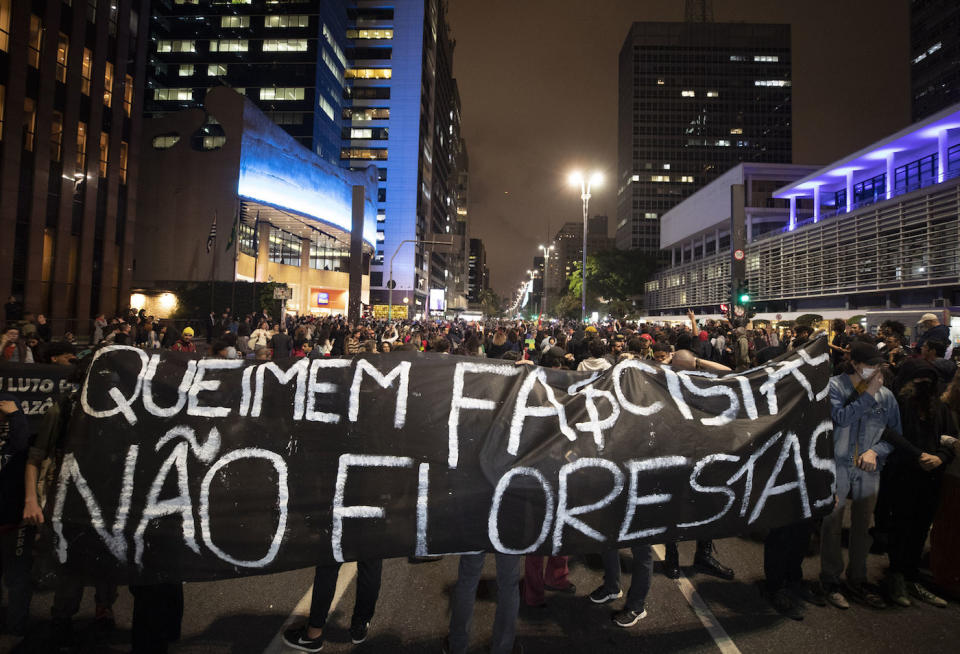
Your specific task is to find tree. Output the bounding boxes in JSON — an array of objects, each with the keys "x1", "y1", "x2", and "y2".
[
  {"x1": 551, "y1": 293, "x2": 581, "y2": 320},
  {"x1": 566, "y1": 250, "x2": 658, "y2": 315},
  {"x1": 477, "y1": 289, "x2": 502, "y2": 318}
]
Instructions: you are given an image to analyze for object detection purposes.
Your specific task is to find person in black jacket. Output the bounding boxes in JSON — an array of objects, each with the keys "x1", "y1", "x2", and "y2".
[
  {"x1": 0, "y1": 393, "x2": 31, "y2": 638},
  {"x1": 883, "y1": 359, "x2": 958, "y2": 608}
]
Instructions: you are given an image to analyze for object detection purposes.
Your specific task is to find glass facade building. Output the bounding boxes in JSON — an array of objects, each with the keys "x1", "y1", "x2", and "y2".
[
  {"x1": 616, "y1": 22, "x2": 792, "y2": 255},
  {"x1": 911, "y1": 0, "x2": 960, "y2": 121}
]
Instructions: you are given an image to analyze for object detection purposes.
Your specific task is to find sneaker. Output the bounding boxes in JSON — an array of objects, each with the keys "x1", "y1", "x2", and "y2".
[
  {"x1": 612, "y1": 607, "x2": 648, "y2": 628},
  {"x1": 663, "y1": 557, "x2": 682, "y2": 579},
  {"x1": 823, "y1": 583, "x2": 850, "y2": 609},
  {"x1": 349, "y1": 619, "x2": 369, "y2": 644},
  {"x1": 885, "y1": 573, "x2": 911, "y2": 607},
  {"x1": 282, "y1": 626, "x2": 324, "y2": 652},
  {"x1": 845, "y1": 581, "x2": 887, "y2": 609},
  {"x1": 94, "y1": 604, "x2": 116, "y2": 631},
  {"x1": 770, "y1": 588, "x2": 804, "y2": 621},
  {"x1": 907, "y1": 582, "x2": 948, "y2": 608},
  {"x1": 588, "y1": 585, "x2": 623, "y2": 604},
  {"x1": 788, "y1": 580, "x2": 827, "y2": 607}
]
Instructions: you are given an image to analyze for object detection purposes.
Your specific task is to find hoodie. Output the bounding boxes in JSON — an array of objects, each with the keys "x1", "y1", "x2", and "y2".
[{"x1": 577, "y1": 357, "x2": 612, "y2": 372}]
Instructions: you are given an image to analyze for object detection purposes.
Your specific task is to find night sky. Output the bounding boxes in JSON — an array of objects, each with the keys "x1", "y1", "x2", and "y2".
[{"x1": 447, "y1": 0, "x2": 910, "y2": 296}]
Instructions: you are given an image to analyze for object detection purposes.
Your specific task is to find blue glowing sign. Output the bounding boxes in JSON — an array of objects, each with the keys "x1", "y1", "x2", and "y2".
[{"x1": 316, "y1": 292, "x2": 330, "y2": 305}]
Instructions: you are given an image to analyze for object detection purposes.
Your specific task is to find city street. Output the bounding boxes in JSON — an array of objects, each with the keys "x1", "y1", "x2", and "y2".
[{"x1": 5, "y1": 533, "x2": 959, "y2": 653}]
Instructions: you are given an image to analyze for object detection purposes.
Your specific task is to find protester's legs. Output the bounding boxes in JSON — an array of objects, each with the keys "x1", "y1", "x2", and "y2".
[
  {"x1": 543, "y1": 555, "x2": 571, "y2": 588},
  {"x1": 600, "y1": 549, "x2": 621, "y2": 592},
  {"x1": 764, "y1": 524, "x2": 792, "y2": 592},
  {"x1": 307, "y1": 562, "x2": 343, "y2": 630},
  {"x1": 820, "y1": 469, "x2": 851, "y2": 586},
  {"x1": 352, "y1": 560, "x2": 383, "y2": 624},
  {"x1": 491, "y1": 553, "x2": 521, "y2": 654},
  {"x1": 847, "y1": 475, "x2": 879, "y2": 584},
  {"x1": 624, "y1": 545, "x2": 653, "y2": 611},
  {"x1": 448, "y1": 553, "x2": 485, "y2": 654},
  {"x1": 663, "y1": 541, "x2": 679, "y2": 564},
  {"x1": 523, "y1": 555, "x2": 545, "y2": 606},
  {"x1": 51, "y1": 574, "x2": 85, "y2": 622},
  {"x1": 784, "y1": 521, "x2": 814, "y2": 585},
  {"x1": 0, "y1": 525, "x2": 34, "y2": 634},
  {"x1": 130, "y1": 583, "x2": 184, "y2": 654}
]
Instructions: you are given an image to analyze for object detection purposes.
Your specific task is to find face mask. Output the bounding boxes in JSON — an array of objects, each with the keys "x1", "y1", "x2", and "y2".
[{"x1": 859, "y1": 366, "x2": 876, "y2": 379}]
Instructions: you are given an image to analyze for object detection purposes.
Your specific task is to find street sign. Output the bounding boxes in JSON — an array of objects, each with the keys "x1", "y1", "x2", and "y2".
[
  {"x1": 272, "y1": 287, "x2": 292, "y2": 300},
  {"x1": 386, "y1": 279, "x2": 397, "y2": 289},
  {"x1": 733, "y1": 249, "x2": 745, "y2": 261},
  {"x1": 734, "y1": 305, "x2": 746, "y2": 317},
  {"x1": 776, "y1": 313, "x2": 783, "y2": 320}
]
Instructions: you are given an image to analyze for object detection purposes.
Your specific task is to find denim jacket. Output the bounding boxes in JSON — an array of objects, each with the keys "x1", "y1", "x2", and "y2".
[{"x1": 828, "y1": 373, "x2": 901, "y2": 472}]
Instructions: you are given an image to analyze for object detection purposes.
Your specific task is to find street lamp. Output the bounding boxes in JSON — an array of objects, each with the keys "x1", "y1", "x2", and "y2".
[
  {"x1": 568, "y1": 170, "x2": 602, "y2": 323},
  {"x1": 526, "y1": 269, "x2": 537, "y2": 315},
  {"x1": 388, "y1": 238, "x2": 452, "y2": 322},
  {"x1": 538, "y1": 244, "x2": 553, "y2": 317}
]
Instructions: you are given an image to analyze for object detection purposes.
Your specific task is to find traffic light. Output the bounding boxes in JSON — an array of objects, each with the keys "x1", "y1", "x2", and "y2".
[{"x1": 734, "y1": 280, "x2": 750, "y2": 305}]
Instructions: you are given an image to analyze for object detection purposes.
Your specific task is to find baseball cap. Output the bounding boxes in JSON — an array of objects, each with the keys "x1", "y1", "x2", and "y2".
[
  {"x1": 849, "y1": 341, "x2": 884, "y2": 365},
  {"x1": 919, "y1": 313, "x2": 938, "y2": 323},
  {"x1": 639, "y1": 333, "x2": 654, "y2": 342}
]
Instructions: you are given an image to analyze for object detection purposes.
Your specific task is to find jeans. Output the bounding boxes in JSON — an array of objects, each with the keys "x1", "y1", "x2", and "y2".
[
  {"x1": 448, "y1": 553, "x2": 521, "y2": 654},
  {"x1": 0, "y1": 525, "x2": 35, "y2": 634},
  {"x1": 130, "y1": 583, "x2": 184, "y2": 654},
  {"x1": 820, "y1": 468, "x2": 880, "y2": 585},
  {"x1": 764, "y1": 520, "x2": 814, "y2": 592},
  {"x1": 599, "y1": 545, "x2": 653, "y2": 611},
  {"x1": 522, "y1": 555, "x2": 570, "y2": 606},
  {"x1": 308, "y1": 560, "x2": 382, "y2": 629}
]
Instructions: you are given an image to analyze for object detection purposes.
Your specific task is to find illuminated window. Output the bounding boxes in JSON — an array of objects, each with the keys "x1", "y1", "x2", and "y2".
[
  {"x1": 376, "y1": 231, "x2": 385, "y2": 242},
  {"x1": 123, "y1": 74, "x2": 133, "y2": 116},
  {"x1": 707, "y1": 91, "x2": 719, "y2": 97},
  {"x1": 323, "y1": 24, "x2": 347, "y2": 67},
  {"x1": 630, "y1": 174, "x2": 640, "y2": 182},
  {"x1": 656, "y1": 79, "x2": 664, "y2": 85},
  {"x1": 259, "y1": 87, "x2": 304, "y2": 100},
  {"x1": 343, "y1": 107, "x2": 390, "y2": 120},
  {"x1": 346, "y1": 29, "x2": 393, "y2": 40},
  {"x1": 103, "y1": 61, "x2": 114, "y2": 107},
  {"x1": 50, "y1": 111, "x2": 63, "y2": 162},
  {"x1": 99, "y1": 132, "x2": 109, "y2": 177},
  {"x1": 221, "y1": 15, "x2": 250, "y2": 28},
  {"x1": 377, "y1": 211, "x2": 386, "y2": 223},
  {"x1": 207, "y1": 64, "x2": 227, "y2": 76},
  {"x1": 174, "y1": 0, "x2": 199, "y2": 4},
  {"x1": 23, "y1": 98, "x2": 36, "y2": 152},
  {"x1": 209, "y1": 39, "x2": 247, "y2": 52},
  {"x1": 179, "y1": 64, "x2": 195, "y2": 76},
  {"x1": 265, "y1": 15, "x2": 309, "y2": 28},
  {"x1": 154, "y1": 88, "x2": 194, "y2": 101},
  {"x1": 715, "y1": 139, "x2": 731, "y2": 147},
  {"x1": 345, "y1": 68, "x2": 392, "y2": 80},
  {"x1": 644, "y1": 212, "x2": 657, "y2": 219},
  {"x1": 754, "y1": 55, "x2": 779, "y2": 62},
  {"x1": 201, "y1": 135, "x2": 226, "y2": 150},
  {"x1": 119, "y1": 141, "x2": 128, "y2": 184},
  {"x1": 681, "y1": 90, "x2": 695, "y2": 97},
  {"x1": 663, "y1": 163, "x2": 671, "y2": 170},
  {"x1": 157, "y1": 40, "x2": 196, "y2": 53},
  {"x1": 152, "y1": 134, "x2": 180, "y2": 149},
  {"x1": 56, "y1": 34, "x2": 69, "y2": 83},
  {"x1": 340, "y1": 147, "x2": 388, "y2": 160},
  {"x1": 322, "y1": 50, "x2": 344, "y2": 85},
  {"x1": 28, "y1": 15, "x2": 42, "y2": 68},
  {"x1": 0, "y1": 0, "x2": 10, "y2": 52},
  {"x1": 651, "y1": 175, "x2": 670, "y2": 182},
  {"x1": 76, "y1": 122, "x2": 87, "y2": 171},
  {"x1": 268, "y1": 227, "x2": 302, "y2": 266},
  {"x1": 680, "y1": 176, "x2": 694, "y2": 183},
  {"x1": 262, "y1": 39, "x2": 308, "y2": 52},
  {"x1": 81, "y1": 48, "x2": 92, "y2": 94},
  {"x1": 318, "y1": 95, "x2": 335, "y2": 121},
  {"x1": 729, "y1": 55, "x2": 747, "y2": 62},
  {"x1": 730, "y1": 127, "x2": 743, "y2": 135},
  {"x1": 754, "y1": 80, "x2": 791, "y2": 87}
]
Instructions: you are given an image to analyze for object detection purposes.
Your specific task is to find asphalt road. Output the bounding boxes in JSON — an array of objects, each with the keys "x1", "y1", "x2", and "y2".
[{"x1": 3, "y1": 534, "x2": 960, "y2": 653}]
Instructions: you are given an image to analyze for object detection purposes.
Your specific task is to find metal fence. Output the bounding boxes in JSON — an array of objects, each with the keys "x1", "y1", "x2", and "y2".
[{"x1": 646, "y1": 175, "x2": 960, "y2": 311}]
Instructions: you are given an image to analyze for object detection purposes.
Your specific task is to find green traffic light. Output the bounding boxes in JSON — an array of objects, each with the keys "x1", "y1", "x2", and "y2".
[{"x1": 739, "y1": 293, "x2": 750, "y2": 303}]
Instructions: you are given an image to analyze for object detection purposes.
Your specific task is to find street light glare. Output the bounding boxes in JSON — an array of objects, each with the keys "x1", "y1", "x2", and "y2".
[
  {"x1": 568, "y1": 171, "x2": 584, "y2": 186},
  {"x1": 589, "y1": 171, "x2": 603, "y2": 186}
]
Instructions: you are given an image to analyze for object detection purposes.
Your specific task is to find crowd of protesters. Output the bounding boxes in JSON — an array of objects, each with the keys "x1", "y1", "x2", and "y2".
[{"x1": 2, "y1": 296, "x2": 960, "y2": 652}]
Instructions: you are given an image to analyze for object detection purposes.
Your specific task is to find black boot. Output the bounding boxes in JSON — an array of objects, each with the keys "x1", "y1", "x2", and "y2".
[
  {"x1": 663, "y1": 542, "x2": 681, "y2": 579},
  {"x1": 693, "y1": 540, "x2": 734, "y2": 580}
]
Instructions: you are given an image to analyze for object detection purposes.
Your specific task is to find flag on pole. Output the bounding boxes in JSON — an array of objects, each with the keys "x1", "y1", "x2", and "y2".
[
  {"x1": 225, "y1": 205, "x2": 238, "y2": 252},
  {"x1": 206, "y1": 212, "x2": 217, "y2": 254}
]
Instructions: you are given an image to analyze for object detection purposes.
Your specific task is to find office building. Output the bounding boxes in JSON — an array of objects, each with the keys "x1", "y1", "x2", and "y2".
[
  {"x1": 645, "y1": 103, "x2": 960, "y2": 321},
  {"x1": 135, "y1": 87, "x2": 376, "y2": 317},
  {"x1": 0, "y1": 0, "x2": 151, "y2": 331},
  {"x1": 546, "y1": 216, "x2": 615, "y2": 297},
  {"x1": 616, "y1": 22, "x2": 792, "y2": 254},
  {"x1": 911, "y1": 0, "x2": 960, "y2": 121},
  {"x1": 467, "y1": 237, "x2": 488, "y2": 302},
  {"x1": 147, "y1": 0, "x2": 349, "y2": 163}
]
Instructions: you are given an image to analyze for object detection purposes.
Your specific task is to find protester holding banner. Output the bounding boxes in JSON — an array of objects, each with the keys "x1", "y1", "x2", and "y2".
[
  {"x1": 0, "y1": 393, "x2": 31, "y2": 639},
  {"x1": 821, "y1": 342, "x2": 900, "y2": 610}
]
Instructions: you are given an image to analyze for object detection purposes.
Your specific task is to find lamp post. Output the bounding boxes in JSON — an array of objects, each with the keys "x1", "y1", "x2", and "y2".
[
  {"x1": 388, "y1": 238, "x2": 452, "y2": 322},
  {"x1": 526, "y1": 269, "x2": 537, "y2": 316},
  {"x1": 538, "y1": 244, "x2": 553, "y2": 317},
  {"x1": 568, "y1": 171, "x2": 602, "y2": 323}
]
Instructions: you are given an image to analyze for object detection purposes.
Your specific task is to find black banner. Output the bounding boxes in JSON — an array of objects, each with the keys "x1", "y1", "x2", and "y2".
[
  {"x1": 0, "y1": 362, "x2": 77, "y2": 429},
  {"x1": 51, "y1": 338, "x2": 836, "y2": 583}
]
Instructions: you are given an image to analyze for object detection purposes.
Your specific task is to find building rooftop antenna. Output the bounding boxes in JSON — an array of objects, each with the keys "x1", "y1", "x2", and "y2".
[{"x1": 684, "y1": 0, "x2": 714, "y2": 22}]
